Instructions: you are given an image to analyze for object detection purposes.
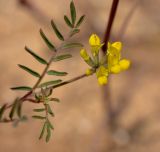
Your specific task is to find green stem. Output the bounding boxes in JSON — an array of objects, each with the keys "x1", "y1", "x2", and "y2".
[
  {"x1": 51, "y1": 73, "x2": 87, "y2": 89},
  {"x1": 2, "y1": 28, "x2": 86, "y2": 113}
]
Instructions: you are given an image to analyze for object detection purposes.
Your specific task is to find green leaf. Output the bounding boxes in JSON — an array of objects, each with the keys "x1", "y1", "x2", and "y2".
[
  {"x1": 75, "y1": 15, "x2": 85, "y2": 28},
  {"x1": 47, "y1": 120, "x2": 54, "y2": 130},
  {"x1": 47, "y1": 105, "x2": 54, "y2": 117},
  {"x1": 70, "y1": 28, "x2": 80, "y2": 37},
  {"x1": 25, "y1": 46, "x2": 47, "y2": 65},
  {"x1": 32, "y1": 115, "x2": 46, "y2": 120},
  {"x1": 50, "y1": 98, "x2": 60, "y2": 103},
  {"x1": 64, "y1": 15, "x2": 73, "y2": 28},
  {"x1": 11, "y1": 86, "x2": 32, "y2": 91},
  {"x1": 47, "y1": 70, "x2": 67, "y2": 76},
  {"x1": 39, "y1": 29, "x2": 56, "y2": 51},
  {"x1": 0, "y1": 104, "x2": 7, "y2": 120},
  {"x1": 39, "y1": 122, "x2": 47, "y2": 140},
  {"x1": 70, "y1": 1, "x2": 76, "y2": 25},
  {"x1": 33, "y1": 108, "x2": 45, "y2": 112},
  {"x1": 38, "y1": 80, "x2": 62, "y2": 88},
  {"x1": 9, "y1": 98, "x2": 19, "y2": 120},
  {"x1": 51, "y1": 20, "x2": 64, "y2": 41},
  {"x1": 46, "y1": 124, "x2": 51, "y2": 142},
  {"x1": 18, "y1": 64, "x2": 40, "y2": 78},
  {"x1": 17, "y1": 102, "x2": 22, "y2": 118},
  {"x1": 62, "y1": 42, "x2": 83, "y2": 49},
  {"x1": 52, "y1": 54, "x2": 72, "y2": 62}
]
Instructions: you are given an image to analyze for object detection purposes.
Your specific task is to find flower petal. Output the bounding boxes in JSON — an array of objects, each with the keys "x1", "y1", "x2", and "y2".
[
  {"x1": 112, "y1": 42, "x2": 122, "y2": 52},
  {"x1": 89, "y1": 34, "x2": 101, "y2": 46},
  {"x1": 119, "y1": 59, "x2": 131, "y2": 71},
  {"x1": 98, "y1": 76, "x2": 108, "y2": 85},
  {"x1": 110, "y1": 64, "x2": 121, "y2": 74}
]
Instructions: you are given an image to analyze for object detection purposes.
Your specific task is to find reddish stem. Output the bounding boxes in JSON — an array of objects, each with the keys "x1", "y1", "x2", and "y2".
[{"x1": 102, "y1": 0, "x2": 119, "y2": 53}]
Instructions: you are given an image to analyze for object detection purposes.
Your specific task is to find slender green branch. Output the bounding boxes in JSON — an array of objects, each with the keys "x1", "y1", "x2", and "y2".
[{"x1": 52, "y1": 73, "x2": 87, "y2": 89}]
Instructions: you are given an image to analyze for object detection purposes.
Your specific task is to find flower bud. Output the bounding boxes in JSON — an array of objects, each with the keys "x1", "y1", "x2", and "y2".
[
  {"x1": 86, "y1": 69, "x2": 94, "y2": 76},
  {"x1": 119, "y1": 59, "x2": 130, "y2": 71},
  {"x1": 89, "y1": 34, "x2": 100, "y2": 46},
  {"x1": 110, "y1": 64, "x2": 121, "y2": 74},
  {"x1": 80, "y1": 49, "x2": 90, "y2": 61},
  {"x1": 98, "y1": 76, "x2": 108, "y2": 85}
]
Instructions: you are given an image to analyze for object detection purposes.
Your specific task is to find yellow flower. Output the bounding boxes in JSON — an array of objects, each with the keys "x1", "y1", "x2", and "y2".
[
  {"x1": 98, "y1": 76, "x2": 108, "y2": 85},
  {"x1": 119, "y1": 59, "x2": 130, "y2": 71},
  {"x1": 110, "y1": 65, "x2": 121, "y2": 74},
  {"x1": 108, "y1": 42, "x2": 122, "y2": 53},
  {"x1": 107, "y1": 42, "x2": 130, "y2": 74},
  {"x1": 80, "y1": 34, "x2": 131, "y2": 86},
  {"x1": 89, "y1": 34, "x2": 103, "y2": 57},
  {"x1": 96, "y1": 66, "x2": 108, "y2": 85},
  {"x1": 80, "y1": 49, "x2": 90, "y2": 61},
  {"x1": 89, "y1": 34, "x2": 101, "y2": 46},
  {"x1": 86, "y1": 69, "x2": 94, "y2": 76}
]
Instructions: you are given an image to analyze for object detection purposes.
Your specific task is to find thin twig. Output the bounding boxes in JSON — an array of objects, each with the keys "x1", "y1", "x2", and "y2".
[
  {"x1": 51, "y1": 73, "x2": 87, "y2": 89},
  {"x1": 101, "y1": 0, "x2": 120, "y2": 131},
  {"x1": 102, "y1": 0, "x2": 120, "y2": 52}
]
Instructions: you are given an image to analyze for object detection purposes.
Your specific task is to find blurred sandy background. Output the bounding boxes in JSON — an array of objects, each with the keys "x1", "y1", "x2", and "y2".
[{"x1": 0, "y1": 0, "x2": 160, "y2": 152}]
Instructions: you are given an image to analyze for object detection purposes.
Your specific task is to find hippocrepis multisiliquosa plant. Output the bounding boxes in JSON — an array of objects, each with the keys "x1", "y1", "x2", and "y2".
[{"x1": 0, "y1": 0, "x2": 130, "y2": 142}]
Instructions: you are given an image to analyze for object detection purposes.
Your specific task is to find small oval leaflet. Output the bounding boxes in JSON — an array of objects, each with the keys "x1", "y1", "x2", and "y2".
[
  {"x1": 18, "y1": 64, "x2": 40, "y2": 78},
  {"x1": 70, "y1": 1, "x2": 76, "y2": 25},
  {"x1": 64, "y1": 15, "x2": 73, "y2": 28},
  {"x1": 25, "y1": 46, "x2": 48, "y2": 65},
  {"x1": 62, "y1": 42, "x2": 83, "y2": 49},
  {"x1": 11, "y1": 86, "x2": 32, "y2": 91},
  {"x1": 40, "y1": 29, "x2": 56, "y2": 51},
  {"x1": 76, "y1": 15, "x2": 85, "y2": 28},
  {"x1": 51, "y1": 20, "x2": 64, "y2": 41},
  {"x1": 52, "y1": 54, "x2": 72, "y2": 62},
  {"x1": 47, "y1": 70, "x2": 68, "y2": 76},
  {"x1": 38, "y1": 80, "x2": 62, "y2": 88}
]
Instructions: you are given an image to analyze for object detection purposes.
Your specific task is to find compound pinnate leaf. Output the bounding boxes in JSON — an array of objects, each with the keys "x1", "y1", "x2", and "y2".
[
  {"x1": 25, "y1": 46, "x2": 47, "y2": 65},
  {"x1": 47, "y1": 70, "x2": 68, "y2": 76},
  {"x1": 40, "y1": 29, "x2": 56, "y2": 51},
  {"x1": 18, "y1": 64, "x2": 40, "y2": 78},
  {"x1": 52, "y1": 54, "x2": 72, "y2": 62},
  {"x1": 51, "y1": 20, "x2": 64, "y2": 41},
  {"x1": 11, "y1": 86, "x2": 32, "y2": 91},
  {"x1": 70, "y1": 1, "x2": 76, "y2": 25}
]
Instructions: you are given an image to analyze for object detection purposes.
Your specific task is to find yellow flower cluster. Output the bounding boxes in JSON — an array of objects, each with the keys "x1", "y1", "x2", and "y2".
[{"x1": 80, "y1": 34, "x2": 131, "y2": 85}]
